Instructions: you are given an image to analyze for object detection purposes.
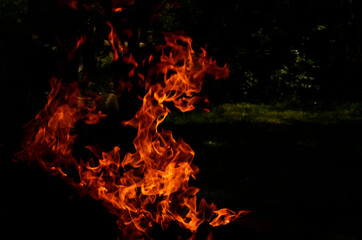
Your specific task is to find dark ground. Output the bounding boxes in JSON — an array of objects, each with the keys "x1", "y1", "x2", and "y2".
[
  {"x1": 169, "y1": 116, "x2": 362, "y2": 239},
  {"x1": 2, "y1": 98, "x2": 362, "y2": 239}
]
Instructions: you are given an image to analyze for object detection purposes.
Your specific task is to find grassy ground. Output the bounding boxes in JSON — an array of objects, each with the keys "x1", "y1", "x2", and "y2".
[
  {"x1": 167, "y1": 102, "x2": 362, "y2": 125},
  {"x1": 165, "y1": 102, "x2": 362, "y2": 239}
]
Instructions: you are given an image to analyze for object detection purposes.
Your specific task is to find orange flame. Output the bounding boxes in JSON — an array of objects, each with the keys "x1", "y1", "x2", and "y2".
[
  {"x1": 17, "y1": 31, "x2": 247, "y2": 240},
  {"x1": 113, "y1": 7, "x2": 123, "y2": 13},
  {"x1": 106, "y1": 21, "x2": 123, "y2": 61}
]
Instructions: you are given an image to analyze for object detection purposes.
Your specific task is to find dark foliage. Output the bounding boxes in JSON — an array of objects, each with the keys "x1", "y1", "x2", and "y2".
[{"x1": 2, "y1": 0, "x2": 362, "y2": 103}]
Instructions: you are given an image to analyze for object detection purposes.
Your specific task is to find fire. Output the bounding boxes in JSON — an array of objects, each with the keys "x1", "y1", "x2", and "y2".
[
  {"x1": 113, "y1": 7, "x2": 123, "y2": 13},
  {"x1": 106, "y1": 21, "x2": 123, "y2": 61},
  {"x1": 58, "y1": 0, "x2": 78, "y2": 10},
  {"x1": 16, "y1": 2, "x2": 248, "y2": 239},
  {"x1": 68, "y1": 34, "x2": 86, "y2": 61}
]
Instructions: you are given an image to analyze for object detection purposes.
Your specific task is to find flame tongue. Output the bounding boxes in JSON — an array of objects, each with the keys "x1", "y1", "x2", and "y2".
[
  {"x1": 18, "y1": 77, "x2": 104, "y2": 177},
  {"x1": 17, "y1": 31, "x2": 247, "y2": 239}
]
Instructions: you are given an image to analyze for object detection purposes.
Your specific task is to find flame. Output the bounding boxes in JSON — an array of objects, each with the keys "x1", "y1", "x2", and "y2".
[
  {"x1": 123, "y1": 54, "x2": 138, "y2": 77},
  {"x1": 68, "y1": 34, "x2": 86, "y2": 61},
  {"x1": 113, "y1": 7, "x2": 123, "y2": 13},
  {"x1": 16, "y1": 77, "x2": 105, "y2": 178},
  {"x1": 116, "y1": 33, "x2": 245, "y2": 236},
  {"x1": 16, "y1": 5, "x2": 248, "y2": 239},
  {"x1": 58, "y1": 0, "x2": 78, "y2": 10},
  {"x1": 106, "y1": 21, "x2": 123, "y2": 61}
]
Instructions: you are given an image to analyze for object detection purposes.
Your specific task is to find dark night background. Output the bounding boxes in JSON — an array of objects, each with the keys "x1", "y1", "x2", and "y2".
[{"x1": 1, "y1": 0, "x2": 362, "y2": 239}]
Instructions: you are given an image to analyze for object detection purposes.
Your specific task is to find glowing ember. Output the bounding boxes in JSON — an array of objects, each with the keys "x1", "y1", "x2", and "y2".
[{"x1": 16, "y1": 2, "x2": 249, "y2": 239}]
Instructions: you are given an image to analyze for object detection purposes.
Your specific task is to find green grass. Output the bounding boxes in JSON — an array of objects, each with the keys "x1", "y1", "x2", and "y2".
[{"x1": 167, "y1": 102, "x2": 362, "y2": 125}]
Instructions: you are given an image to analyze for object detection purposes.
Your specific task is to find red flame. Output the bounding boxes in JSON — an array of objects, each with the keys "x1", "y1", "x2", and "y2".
[
  {"x1": 106, "y1": 21, "x2": 123, "y2": 61},
  {"x1": 123, "y1": 54, "x2": 138, "y2": 77},
  {"x1": 58, "y1": 0, "x2": 78, "y2": 10},
  {"x1": 16, "y1": 3, "x2": 248, "y2": 239},
  {"x1": 68, "y1": 34, "x2": 86, "y2": 61}
]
